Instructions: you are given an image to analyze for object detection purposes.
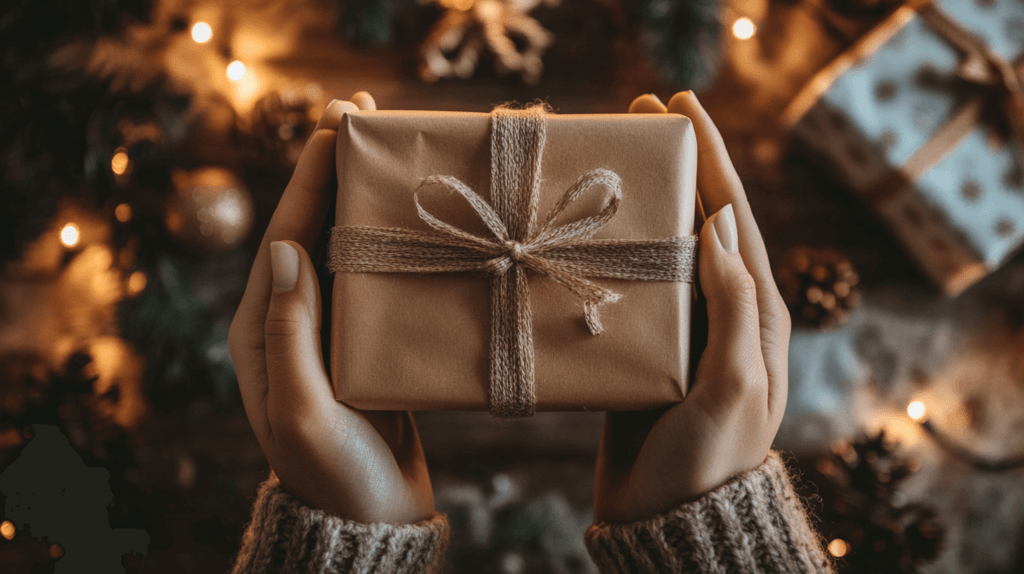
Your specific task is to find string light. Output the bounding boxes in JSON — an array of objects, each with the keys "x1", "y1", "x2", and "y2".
[
  {"x1": 475, "y1": 0, "x2": 500, "y2": 19},
  {"x1": 111, "y1": 148, "x2": 130, "y2": 176},
  {"x1": 191, "y1": 22, "x2": 212, "y2": 43},
  {"x1": 827, "y1": 538, "x2": 849, "y2": 558},
  {"x1": 60, "y1": 223, "x2": 80, "y2": 248},
  {"x1": 732, "y1": 17, "x2": 756, "y2": 40},
  {"x1": 127, "y1": 271, "x2": 148, "y2": 295},
  {"x1": 226, "y1": 60, "x2": 246, "y2": 82},
  {"x1": 0, "y1": 520, "x2": 14, "y2": 540},
  {"x1": 907, "y1": 401, "x2": 927, "y2": 422},
  {"x1": 115, "y1": 203, "x2": 133, "y2": 223}
]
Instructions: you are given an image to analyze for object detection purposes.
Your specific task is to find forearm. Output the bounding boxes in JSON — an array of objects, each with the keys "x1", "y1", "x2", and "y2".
[
  {"x1": 585, "y1": 452, "x2": 834, "y2": 574},
  {"x1": 233, "y1": 476, "x2": 450, "y2": 574}
]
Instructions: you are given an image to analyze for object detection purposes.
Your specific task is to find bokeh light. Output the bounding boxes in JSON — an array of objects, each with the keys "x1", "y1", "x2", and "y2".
[
  {"x1": 828, "y1": 538, "x2": 849, "y2": 557},
  {"x1": 60, "y1": 223, "x2": 80, "y2": 248},
  {"x1": 111, "y1": 148, "x2": 130, "y2": 175},
  {"x1": 907, "y1": 400, "x2": 927, "y2": 422},
  {"x1": 732, "y1": 17, "x2": 756, "y2": 40},
  {"x1": 226, "y1": 60, "x2": 246, "y2": 82},
  {"x1": 127, "y1": 271, "x2": 148, "y2": 295},
  {"x1": 0, "y1": 520, "x2": 14, "y2": 540},
  {"x1": 115, "y1": 203, "x2": 133, "y2": 223},
  {"x1": 191, "y1": 22, "x2": 212, "y2": 43}
]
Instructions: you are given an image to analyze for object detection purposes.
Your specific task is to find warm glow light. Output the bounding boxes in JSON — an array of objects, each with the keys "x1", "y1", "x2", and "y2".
[
  {"x1": 60, "y1": 223, "x2": 80, "y2": 248},
  {"x1": 1, "y1": 520, "x2": 14, "y2": 540},
  {"x1": 192, "y1": 22, "x2": 212, "y2": 43},
  {"x1": 115, "y1": 203, "x2": 133, "y2": 223},
  {"x1": 50, "y1": 543, "x2": 64, "y2": 559},
  {"x1": 110, "y1": 147, "x2": 130, "y2": 174},
  {"x1": 127, "y1": 271, "x2": 148, "y2": 295},
  {"x1": 907, "y1": 401, "x2": 927, "y2": 422},
  {"x1": 111, "y1": 154, "x2": 128, "y2": 174},
  {"x1": 226, "y1": 60, "x2": 246, "y2": 82},
  {"x1": 828, "y1": 538, "x2": 849, "y2": 558},
  {"x1": 732, "y1": 17, "x2": 756, "y2": 40},
  {"x1": 475, "y1": 0, "x2": 500, "y2": 20}
]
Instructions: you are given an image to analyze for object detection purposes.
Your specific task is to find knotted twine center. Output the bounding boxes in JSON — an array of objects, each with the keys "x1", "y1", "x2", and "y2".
[
  {"x1": 328, "y1": 106, "x2": 697, "y2": 418},
  {"x1": 506, "y1": 241, "x2": 526, "y2": 261}
]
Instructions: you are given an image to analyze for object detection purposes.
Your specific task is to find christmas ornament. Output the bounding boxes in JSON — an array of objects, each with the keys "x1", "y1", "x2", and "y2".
[
  {"x1": 241, "y1": 90, "x2": 318, "y2": 171},
  {"x1": 419, "y1": 0, "x2": 559, "y2": 85},
  {"x1": 777, "y1": 246, "x2": 861, "y2": 329},
  {"x1": 812, "y1": 432, "x2": 946, "y2": 573},
  {"x1": 164, "y1": 167, "x2": 254, "y2": 252}
]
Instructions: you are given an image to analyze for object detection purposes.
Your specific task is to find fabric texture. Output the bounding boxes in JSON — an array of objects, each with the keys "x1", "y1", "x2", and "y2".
[
  {"x1": 585, "y1": 452, "x2": 834, "y2": 574},
  {"x1": 231, "y1": 476, "x2": 450, "y2": 574},
  {"x1": 233, "y1": 453, "x2": 832, "y2": 573}
]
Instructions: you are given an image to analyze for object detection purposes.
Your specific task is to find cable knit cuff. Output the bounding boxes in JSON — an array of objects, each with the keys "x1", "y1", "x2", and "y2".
[
  {"x1": 232, "y1": 477, "x2": 450, "y2": 574},
  {"x1": 585, "y1": 452, "x2": 833, "y2": 574}
]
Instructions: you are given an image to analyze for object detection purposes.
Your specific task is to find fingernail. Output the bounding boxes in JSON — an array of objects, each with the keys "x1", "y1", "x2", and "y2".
[
  {"x1": 350, "y1": 91, "x2": 376, "y2": 111},
  {"x1": 314, "y1": 99, "x2": 341, "y2": 131},
  {"x1": 270, "y1": 241, "x2": 299, "y2": 292},
  {"x1": 629, "y1": 93, "x2": 667, "y2": 113},
  {"x1": 712, "y1": 204, "x2": 738, "y2": 254}
]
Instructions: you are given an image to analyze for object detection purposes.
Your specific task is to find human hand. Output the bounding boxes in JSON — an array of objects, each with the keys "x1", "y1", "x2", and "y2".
[
  {"x1": 593, "y1": 92, "x2": 791, "y2": 524},
  {"x1": 229, "y1": 92, "x2": 434, "y2": 525}
]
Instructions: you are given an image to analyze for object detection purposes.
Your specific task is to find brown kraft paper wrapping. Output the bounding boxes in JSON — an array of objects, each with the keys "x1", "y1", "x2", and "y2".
[{"x1": 331, "y1": 110, "x2": 697, "y2": 411}]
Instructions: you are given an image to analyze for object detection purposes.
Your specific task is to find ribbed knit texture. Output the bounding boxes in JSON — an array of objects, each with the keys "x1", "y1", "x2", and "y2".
[
  {"x1": 231, "y1": 476, "x2": 450, "y2": 574},
  {"x1": 585, "y1": 453, "x2": 835, "y2": 574}
]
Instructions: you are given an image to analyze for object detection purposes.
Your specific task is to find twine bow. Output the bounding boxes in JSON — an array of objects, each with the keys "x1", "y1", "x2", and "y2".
[
  {"x1": 901, "y1": 4, "x2": 1024, "y2": 178},
  {"x1": 328, "y1": 106, "x2": 697, "y2": 417}
]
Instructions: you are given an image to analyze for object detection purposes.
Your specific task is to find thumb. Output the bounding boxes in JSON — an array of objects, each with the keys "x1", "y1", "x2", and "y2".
[
  {"x1": 265, "y1": 240, "x2": 334, "y2": 414},
  {"x1": 694, "y1": 204, "x2": 765, "y2": 404}
]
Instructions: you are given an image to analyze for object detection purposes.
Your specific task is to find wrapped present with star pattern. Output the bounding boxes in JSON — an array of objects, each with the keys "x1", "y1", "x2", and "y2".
[{"x1": 785, "y1": 0, "x2": 1024, "y2": 295}]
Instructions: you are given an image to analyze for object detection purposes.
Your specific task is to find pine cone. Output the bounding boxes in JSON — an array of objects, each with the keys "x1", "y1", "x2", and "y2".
[
  {"x1": 241, "y1": 91, "x2": 317, "y2": 172},
  {"x1": 777, "y1": 246, "x2": 861, "y2": 329},
  {"x1": 814, "y1": 432, "x2": 946, "y2": 574}
]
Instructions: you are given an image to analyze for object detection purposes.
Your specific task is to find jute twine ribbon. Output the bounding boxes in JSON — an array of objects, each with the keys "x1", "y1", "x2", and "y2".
[{"x1": 328, "y1": 106, "x2": 697, "y2": 417}]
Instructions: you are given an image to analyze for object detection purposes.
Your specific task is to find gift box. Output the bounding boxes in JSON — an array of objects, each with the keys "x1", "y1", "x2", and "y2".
[
  {"x1": 327, "y1": 107, "x2": 698, "y2": 416},
  {"x1": 785, "y1": 0, "x2": 1024, "y2": 295}
]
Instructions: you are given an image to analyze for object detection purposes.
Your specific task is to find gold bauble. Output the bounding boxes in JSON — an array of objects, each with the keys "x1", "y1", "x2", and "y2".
[{"x1": 165, "y1": 167, "x2": 254, "y2": 252}]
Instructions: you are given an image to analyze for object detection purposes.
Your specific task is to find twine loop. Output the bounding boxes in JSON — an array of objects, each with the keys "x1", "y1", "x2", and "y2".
[{"x1": 410, "y1": 164, "x2": 629, "y2": 334}]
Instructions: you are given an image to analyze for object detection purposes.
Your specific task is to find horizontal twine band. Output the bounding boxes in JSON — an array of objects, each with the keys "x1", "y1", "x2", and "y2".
[{"x1": 329, "y1": 226, "x2": 697, "y2": 281}]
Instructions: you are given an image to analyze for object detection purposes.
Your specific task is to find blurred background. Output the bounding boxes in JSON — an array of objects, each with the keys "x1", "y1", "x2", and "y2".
[{"x1": 2, "y1": 0, "x2": 1024, "y2": 572}]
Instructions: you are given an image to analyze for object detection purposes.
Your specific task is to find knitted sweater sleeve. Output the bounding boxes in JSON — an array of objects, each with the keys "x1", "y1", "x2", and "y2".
[
  {"x1": 585, "y1": 452, "x2": 834, "y2": 573},
  {"x1": 231, "y1": 476, "x2": 450, "y2": 574}
]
